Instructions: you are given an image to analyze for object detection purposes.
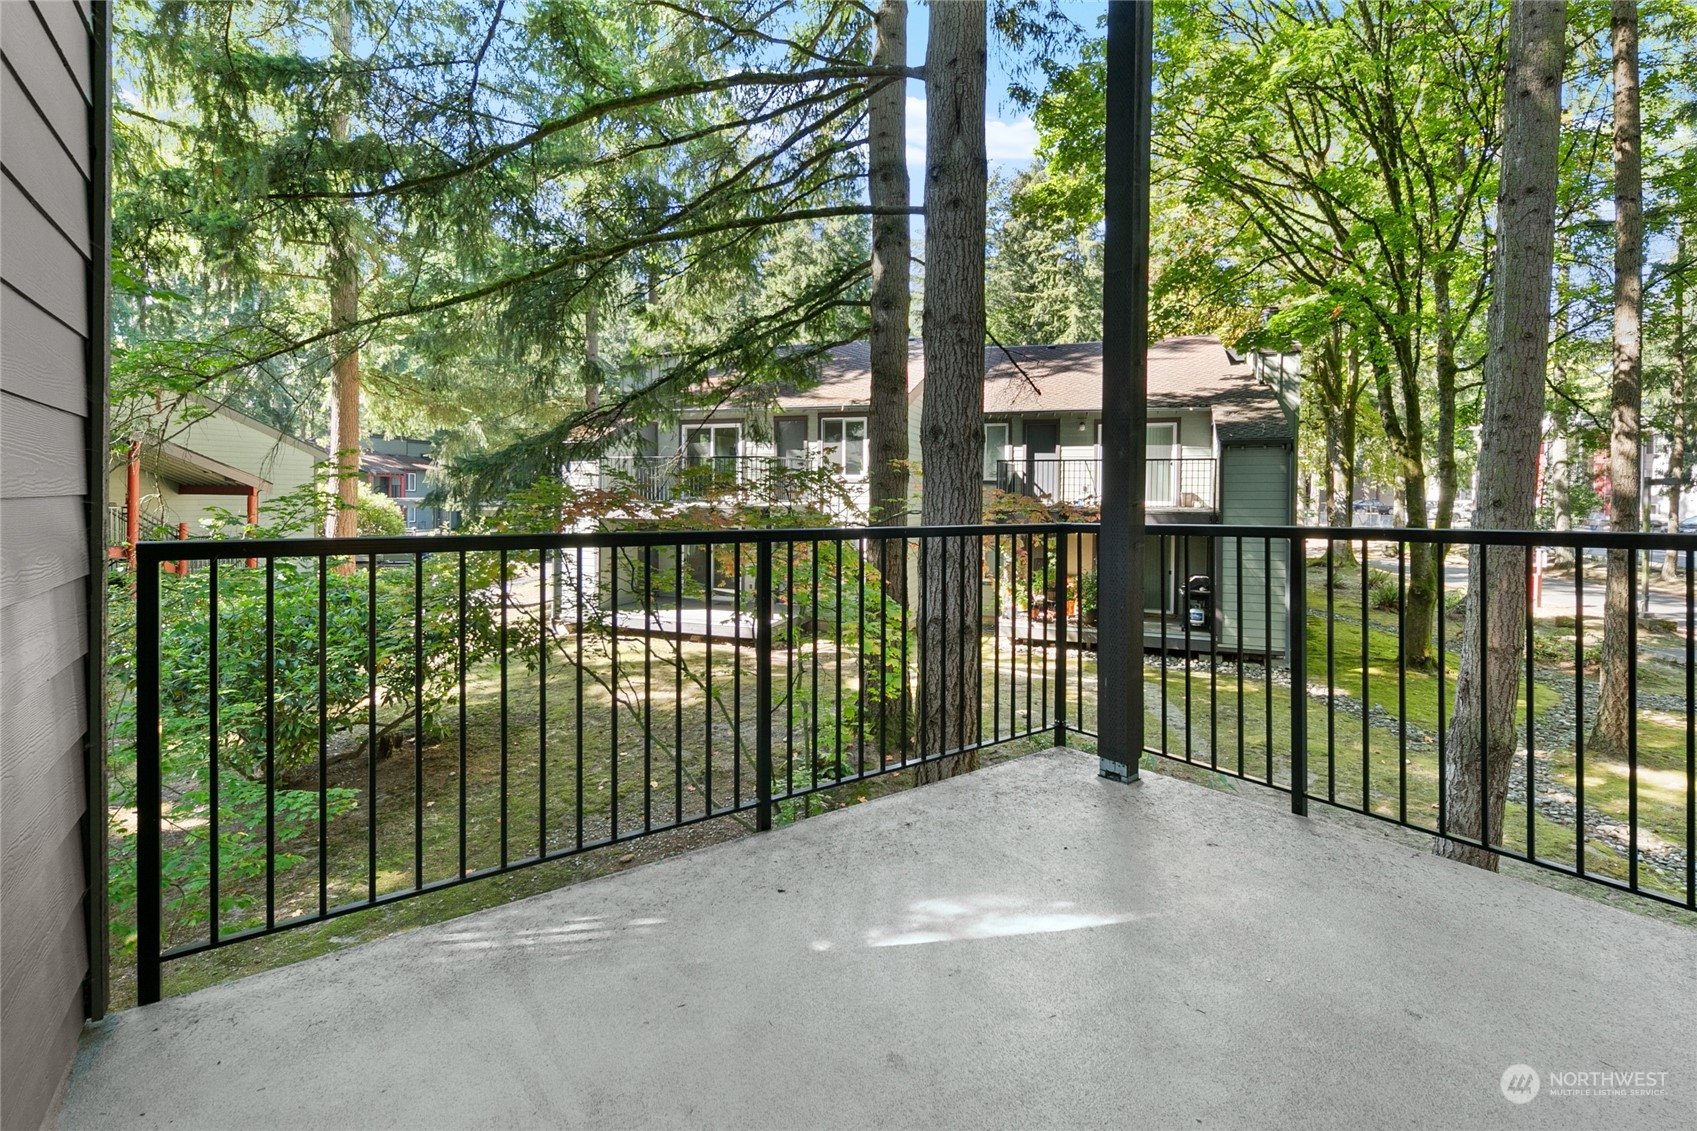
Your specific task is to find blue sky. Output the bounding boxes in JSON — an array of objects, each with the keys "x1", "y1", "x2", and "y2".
[{"x1": 903, "y1": 2, "x2": 1108, "y2": 196}]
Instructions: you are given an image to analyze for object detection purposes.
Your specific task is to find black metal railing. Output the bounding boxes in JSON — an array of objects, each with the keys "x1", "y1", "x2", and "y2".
[
  {"x1": 1114, "y1": 524, "x2": 1695, "y2": 917},
  {"x1": 127, "y1": 520, "x2": 1695, "y2": 1001},
  {"x1": 129, "y1": 522, "x2": 1091, "y2": 1002},
  {"x1": 995, "y1": 458, "x2": 1216, "y2": 509}
]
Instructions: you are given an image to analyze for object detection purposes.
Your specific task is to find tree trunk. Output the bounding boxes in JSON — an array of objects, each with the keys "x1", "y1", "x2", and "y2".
[
  {"x1": 1368, "y1": 345, "x2": 1438, "y2": 669},
  {"x1": 868, "y1": 0, "x2": 911, "y2": 600},
  {"x1": 1593, "y1": 0, "x2": 1641, "y2": 758},
  {"x1": 1547, "y1": 414, "x2": 1573, "y2": 567},
  {"x1": 916, "y1": 0, "x2": 985, "y2": 781},
  {"x1": 1341, "y1": 343, "x2": 1362, "y2": 554},
  {"x1": 1548, "y1": 256, "x2": 1575, "y2": 569},
  {"x1": 1432, "y1": 263, "x2": 1460, "y2": 534},
  {"x1": 1439, "y1": 0, "x2": 1564, "y2": 870},
  {"x1": 584, "y1": 303, "x2": 600, "y2": 410},
  {"x1": 326, "y1": 3, "x2": 361, "y2": 541},
  {"x1": 1319, "y1": 326, "x2": 1355, "y2": 567},
  {"x1": 1662, "y1": 222, "x2": 1687, "y2": 579}
]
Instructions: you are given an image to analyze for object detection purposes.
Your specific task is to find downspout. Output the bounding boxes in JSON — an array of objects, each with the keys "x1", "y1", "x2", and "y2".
[{"x1": 83, "y1": 0, "x2": 112, "y2": 1022}]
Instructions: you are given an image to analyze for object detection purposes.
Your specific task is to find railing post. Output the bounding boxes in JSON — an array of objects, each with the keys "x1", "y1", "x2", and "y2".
[
  {"x1": 136, "y1": 551, "x2": 163, "y2": 1004},
  {"x1": 1053, "y1": 529, "x2": 1068, "y2": 747},
  {"x1": 755, "y1": 537, "x2": 774, "y2": 831},
  {"x1": 1287, "y1": 531, "x2": 1308, "y2": 815}
]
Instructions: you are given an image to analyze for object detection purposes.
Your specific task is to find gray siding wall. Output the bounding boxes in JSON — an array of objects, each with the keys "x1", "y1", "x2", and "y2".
[
  {"x1": 1, "y1": 2, "x2": 103, "y2": 1126},
  {"x1": 1217, "y1": 445, "x2": 1291, "y2": 655}
]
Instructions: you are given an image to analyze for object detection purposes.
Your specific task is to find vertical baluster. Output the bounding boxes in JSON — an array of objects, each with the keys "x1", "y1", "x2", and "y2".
[
  {"x1": 137, "y1": 555, "x2": 162, "y2": 1005},
  {"x1": 756, "y1": 538, "x2": 774, "y2": 831},
  {"x1": 1288, "y1": 532, "x2": 1307, "y2": 814},
  {"x1": 264, "y1": 557, "x2": 276, "y2": 926},
  {"x1": 414, "y1": 552, "x2": 425, "y2": 887},
  {"x1": 1525, "y1": 544, "x2": 1537, "y2": 861},
  {"x1": 208, "y1": 559, "x2": 221, "y2": 943},
  {"x1": 1054, "y1": 530, "x2": 1068, "y2": 748},
  {"x1": 499, "y1": 548, "x2": 509, "y2": 865},
  {"x1": 540, "y1": 546, "x2": 550, "y2": 855},
  {"x1": 1628, "y1": 547, "x2": 1639, "y2": 890}
]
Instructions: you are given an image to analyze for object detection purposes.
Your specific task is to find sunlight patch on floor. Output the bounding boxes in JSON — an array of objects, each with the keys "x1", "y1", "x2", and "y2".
[{"x1": 861, "y1": 895, "x2": 1143, "y2": 948}]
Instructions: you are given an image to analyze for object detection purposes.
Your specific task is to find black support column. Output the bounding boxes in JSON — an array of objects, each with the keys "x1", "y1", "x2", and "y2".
[{"x1": 1096, "y1": 0, "x2": 1153, "y2": 781}]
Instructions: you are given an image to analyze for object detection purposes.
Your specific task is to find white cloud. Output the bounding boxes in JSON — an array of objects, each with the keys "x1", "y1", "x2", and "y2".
[
  {"x1": 986, "y1": 117, "x2": 1040, "y2": 163},
  {"x1": 904, "y1": 95, "x2": 1039, "y2": 170}
]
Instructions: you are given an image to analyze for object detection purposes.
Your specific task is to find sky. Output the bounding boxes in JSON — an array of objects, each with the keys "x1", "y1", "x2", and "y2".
[{"x1": 902, "y1": 2, "x2": 1109, "y2": 198}]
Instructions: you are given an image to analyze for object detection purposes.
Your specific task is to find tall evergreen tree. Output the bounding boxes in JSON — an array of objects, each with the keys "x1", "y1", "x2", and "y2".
[
  {"x1": 1593, "y1": 0, "x2": 1643, "y2": 756},
  {"x1": 917, "y1": 0, "x2": 986, "y2": 775},
  {"x1": 1441, "y1": 0, "x2": 1565, "y2": 870}
]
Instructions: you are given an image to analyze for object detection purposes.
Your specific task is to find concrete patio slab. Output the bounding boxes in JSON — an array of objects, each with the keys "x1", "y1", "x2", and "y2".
[{"x1": 64, "y1": 750, "x2": 1696, "y2": 1130}]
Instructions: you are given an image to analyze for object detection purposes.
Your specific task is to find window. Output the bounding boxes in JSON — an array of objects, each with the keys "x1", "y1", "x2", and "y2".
[
  {"x1": 1146, "y1": 422, "x2": 1179, "y2": 506},
  {"x1": 405, "y1": 472, "x2": 418, "y2": 493},
  {"x1": 405, "y1": 506, "x2": 418, "y2": 527},
  {"x1": 983, "y1": 422, "x2": 1010, "y2": 481},
  {"x1": 774, "y1": 418, "x2": 807, "y2": 467},
  {"x1": 684, "y1": 423, "x2": 741, "y2": 467},
  {"x1": 821, "y1": 417, "x2": 866, "y2": 477}
]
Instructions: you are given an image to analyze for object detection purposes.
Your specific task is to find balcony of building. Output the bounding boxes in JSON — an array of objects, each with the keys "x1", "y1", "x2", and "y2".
[{"x1": 995, "y1": 457, "x2": 1218, "y2": 513}]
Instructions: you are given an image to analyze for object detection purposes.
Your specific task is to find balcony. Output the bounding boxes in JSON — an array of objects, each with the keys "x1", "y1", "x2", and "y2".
[
  {"x1": 589, "y1": 454, "x2": 819, "y2": 504},
  {"x1": 68, "y1": 748, "x2": 1696, "y2": 1127},
  {"x1": 77, "y1": 521, "x2": 1696, "y2": 1125},
  {"x1": 996, "y1": 457, "x2": 1217, "y2": 510}
]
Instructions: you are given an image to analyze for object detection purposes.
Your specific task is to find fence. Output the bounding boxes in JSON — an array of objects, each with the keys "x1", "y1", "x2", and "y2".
[
  {"x1": 128, "y1": 522, "x2": 1086, "y2": 1003},
  {"x1": 996, "y1": 458, "x2": 1216, "y2": 509},
  {"x1": 128, "y1": 520, "x2": 1695, "y2": 1001},
  {"x1": 590, "y1": 455, "x2": 814, "y2": 503},
  {"x1": 1125, "y1": 524, "x2": 1694, "y2": 917}
]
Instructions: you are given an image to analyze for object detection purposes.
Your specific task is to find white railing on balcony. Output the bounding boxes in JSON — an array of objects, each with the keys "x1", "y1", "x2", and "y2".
[{"x1": 995, "y1": 458, "x2": 1216, "y2": 510}]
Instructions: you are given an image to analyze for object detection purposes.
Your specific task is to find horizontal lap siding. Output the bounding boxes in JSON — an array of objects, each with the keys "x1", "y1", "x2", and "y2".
[
  {"x1": 1218, "y1": 446, "x2": 1291, "y2": 656},
  {"x1": 1, "y1": 3, "x2": 99, "y2": 1129}
]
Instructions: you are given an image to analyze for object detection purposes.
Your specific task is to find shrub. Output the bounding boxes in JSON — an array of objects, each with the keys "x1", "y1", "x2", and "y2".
[{"x1": 1365, "y1": 568, "x2": 1401, "y2": 611}]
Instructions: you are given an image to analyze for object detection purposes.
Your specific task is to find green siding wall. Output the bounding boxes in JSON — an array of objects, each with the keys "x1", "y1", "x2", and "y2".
[{"x1": 1217, "y1": 445, "x2": 1291, "y2": 656}]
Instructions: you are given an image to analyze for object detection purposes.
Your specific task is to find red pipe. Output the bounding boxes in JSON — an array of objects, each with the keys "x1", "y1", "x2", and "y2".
[
  {"x1": 126, "y1": 440, "x2": 141, "y2": 569},
  {"x1": 247, "y1": 486, "x2": 259, "y2": 568}
]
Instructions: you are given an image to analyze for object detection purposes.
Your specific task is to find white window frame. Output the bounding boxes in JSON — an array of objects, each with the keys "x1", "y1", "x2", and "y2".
[
  {"x1": 983, "y1": 422, "x2": 1010, "y2": 482},
  {"x1": 820, "y1": 416, "x2": 868, "y2": 479},
  {"x1": 405, "y1": 472, "x2": 418, "y2": 493},
  {"x1": 683, "y1": 422, "x2": 742, "y2": 465},
  {"x1": 1146, "y1": 421, "x2": 1179, "y2": 506}
]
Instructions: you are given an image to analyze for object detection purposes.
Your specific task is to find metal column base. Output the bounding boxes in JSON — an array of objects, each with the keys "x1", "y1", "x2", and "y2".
[{"x1": 1098, "y1": 758, "x2": 1137, "y2": 783}]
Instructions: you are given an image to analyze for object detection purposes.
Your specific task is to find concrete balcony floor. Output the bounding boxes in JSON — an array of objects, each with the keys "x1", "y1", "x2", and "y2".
[{"x1": 65, "y1": 750, "x2": 1695, "y2": 1130}]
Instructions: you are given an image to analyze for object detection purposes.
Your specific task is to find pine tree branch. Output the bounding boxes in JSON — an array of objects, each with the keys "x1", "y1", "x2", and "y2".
[{"x1": 266, "y1": 65, "x2": 921, "y2": 202}]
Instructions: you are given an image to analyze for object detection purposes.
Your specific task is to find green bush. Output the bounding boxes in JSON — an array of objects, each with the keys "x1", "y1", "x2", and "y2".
[{"x1": 1365, "y1": 568, "x2": 1401, "y2": 611}]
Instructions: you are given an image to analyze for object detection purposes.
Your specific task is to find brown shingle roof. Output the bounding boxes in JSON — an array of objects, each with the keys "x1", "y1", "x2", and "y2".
[
  {"x1": 774, "y1": 340, "x2": 925, "y2": 409},
  {"x1": 771, "y1": 336, "x2": 1287, "y2": 438},
  {"x1": 979, "y1": 337, "x2": 1276, "y2": 417}
]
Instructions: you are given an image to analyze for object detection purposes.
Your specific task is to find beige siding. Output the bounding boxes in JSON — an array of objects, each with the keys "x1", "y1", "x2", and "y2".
[
  {"x1": 108, "y1": 404, "x2": 322, "y2": 537},
  {"x1": 1218, "y1": 445, "x2": 1291, "y2": 655},
  {"x1": 0, "y1": 2, "x2": 102, "y2": 1127}
]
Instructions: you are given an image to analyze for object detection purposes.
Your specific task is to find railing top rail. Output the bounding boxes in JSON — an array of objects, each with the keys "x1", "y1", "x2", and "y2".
[
  {"x1": 1153, "y1": 522, "x2": 1695, "y2": 551},
  {"x1": 132, "y1": 520, "x2": 1098, "y2": 563},
  {"x1": 134, "y1": 519, "x2": 1694, "y2": 563}
]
